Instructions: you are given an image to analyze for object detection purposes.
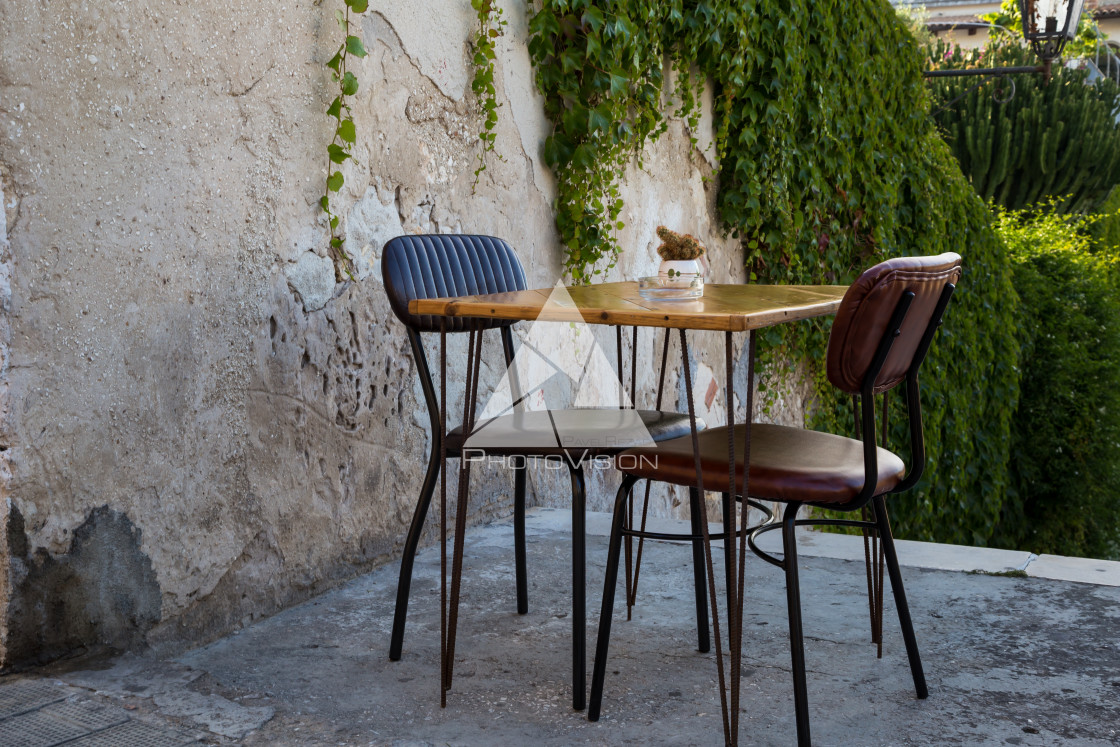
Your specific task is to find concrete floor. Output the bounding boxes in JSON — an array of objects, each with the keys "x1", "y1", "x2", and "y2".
[{"x1": 9, "y1": 508, "x2": 1120, "y2": 746}]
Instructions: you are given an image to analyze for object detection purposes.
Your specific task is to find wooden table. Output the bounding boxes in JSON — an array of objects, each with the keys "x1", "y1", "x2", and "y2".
[
  {"x1": 411, "y1": 281, "x2": 847, "y2": 746},
  {"x1": 413, "y1": 281, "x2": 846, "y2": 331}
]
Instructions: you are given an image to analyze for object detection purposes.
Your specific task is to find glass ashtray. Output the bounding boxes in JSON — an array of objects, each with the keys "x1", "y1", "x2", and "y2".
[{"x1": 637, "y1": 275, "x2": 704, "y2": 300}]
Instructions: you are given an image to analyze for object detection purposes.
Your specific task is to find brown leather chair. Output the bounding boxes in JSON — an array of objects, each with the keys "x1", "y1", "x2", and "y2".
[{"x1": 587, "y1": 254, "x2": 962, "y2": 745}]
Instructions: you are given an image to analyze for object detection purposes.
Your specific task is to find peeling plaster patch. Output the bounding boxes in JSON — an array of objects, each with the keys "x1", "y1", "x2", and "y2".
[
  {"x1": 345, "y1": 187, "x2": 403, "y2": 282},
  {"x1": 362, "y1": 11, "x2": 404, "y2": 61},
  {"x1": 694, "y1": 78, "x2": 718, "y2": 169},
  {"x1": 0, "y1": 164, "x2": 14, "y2": 241},
  {"x1": 371, "y1": 5, "x2": 474, "y2": 101},
  {"x1": 0, "y1": 164, "x2": 12, "y2": 356},
  {"x1": 4, "y1": 506, "x2": 161, "y2": 667},
  {"x1": 498, "y1": 0, "x2": 556, "y2": 199},
  {"x1": 285, "y1": 252, "x2": 335, "y2": 312}
]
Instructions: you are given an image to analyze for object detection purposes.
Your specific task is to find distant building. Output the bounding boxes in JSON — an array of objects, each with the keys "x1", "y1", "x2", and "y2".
[{"x1": 892, "y1": 0, "x2": 1120, "y2": 51}]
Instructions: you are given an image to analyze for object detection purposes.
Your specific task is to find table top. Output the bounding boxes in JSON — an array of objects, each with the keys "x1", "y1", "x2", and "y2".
[{"x1": 409, "y1": 281, "x2": 849, "y2": 332}]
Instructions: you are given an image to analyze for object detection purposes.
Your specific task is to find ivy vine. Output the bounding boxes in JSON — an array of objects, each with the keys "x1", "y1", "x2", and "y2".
[
  {"x1": 527, "y1": 0, "x2": 1021, "y2": 548},
  {"x1": 527, "y1": 3, "x2": 671, "y2": 282},
  {"x1": 320, "y1": 0, "x2": 502, "y2": 275},
  {"x1": 321, "y1": 0, "x2": 369, "y2": 281},
  {"x1": 470, "y1": 0, "x2": 507, "y2": 188}
]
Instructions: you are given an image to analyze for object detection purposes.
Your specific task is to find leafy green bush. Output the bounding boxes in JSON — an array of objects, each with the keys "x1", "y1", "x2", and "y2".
[
  {"x1": 527, "y1": 0, "x2": 1020, "y2": 546},
  {"x1": 1090, "y1": 185, "x2": 1120, "y2": 250},
  {"x1": 992, "y1": 205, "x2": 1120, "y2": 559}
]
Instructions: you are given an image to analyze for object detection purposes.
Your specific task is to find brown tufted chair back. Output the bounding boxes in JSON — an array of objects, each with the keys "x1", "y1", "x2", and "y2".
[{"x1": 826, "y1": 253, "x2": 962, "y2": 395}]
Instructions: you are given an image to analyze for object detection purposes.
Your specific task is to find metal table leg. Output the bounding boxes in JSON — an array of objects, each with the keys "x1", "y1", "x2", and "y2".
[{"x1": 678, "y1": 328, "x2": 756, "y2": 747}]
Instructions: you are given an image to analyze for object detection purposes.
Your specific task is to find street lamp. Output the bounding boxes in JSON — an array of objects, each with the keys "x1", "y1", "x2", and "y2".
[
  {"x1": 924, "y1": 0, "x2": 1086, "y2": 78},
  {"x1": 1021, "y1": 0, "x2": 1085, "y2": 62}
]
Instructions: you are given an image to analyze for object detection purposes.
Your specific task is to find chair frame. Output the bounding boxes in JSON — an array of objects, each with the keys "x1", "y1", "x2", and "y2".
[
  {"x1": 384, "y1": 235, "x2": 712, "y2": 712},
  {"x1": 589, "y1": 279, "x2": 956, "y2": 746},
  {"x1": 389, "y1": 325, "x2": 530, "y2": 662}
]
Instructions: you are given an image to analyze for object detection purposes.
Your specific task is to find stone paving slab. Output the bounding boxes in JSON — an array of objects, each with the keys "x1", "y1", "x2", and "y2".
[
  {"x1": 1029, "y1": 553, "x2": 1120, "y2": 586},
  {"x1": 573, "y1": 507, "x2": 1118, "y2": 580},
  {"x1": 60, "y1": 657, "x2": 274, "y2": 740}
]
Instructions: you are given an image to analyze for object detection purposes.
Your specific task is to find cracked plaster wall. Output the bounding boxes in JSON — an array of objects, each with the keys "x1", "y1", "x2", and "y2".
[{"x1": 0, "y1": 0, "x2": 803, "y2": 665}]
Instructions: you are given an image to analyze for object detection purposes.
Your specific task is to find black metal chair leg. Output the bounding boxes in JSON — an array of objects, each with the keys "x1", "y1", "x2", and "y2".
[
  {"x1": 688, "y1": 487, "x2": 711, "y2": 653},
  {"x1": 501, "y1": 326, "x2": 530, "y2": 617},
  {"x1": 570, "y1": 465, "x2": 587, "y2": 711},
  {"x1": 782, "y1": 503, "x2": 812, "y2": 747},
  {"x1": 873, "y1": 495, "x2": 928, "y2": 699},
  {"x1": 721, "y1": 491, "x2": 735, "y2": 623},
  {"x1": 588, "y1": 475, "x2": 637, "y2": 722},
  {"x1": 389, "y1": 439, "x2": 441, "y2": 661},
  {"x1": 514, "y1": 465, "x2": 528, "y2": 615},
  {"x1": 444, "y1": 460, "x2": 474, "y2": 693}
]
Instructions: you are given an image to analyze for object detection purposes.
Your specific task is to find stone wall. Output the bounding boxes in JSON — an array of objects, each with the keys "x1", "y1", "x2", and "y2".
[{"x1": 0, "y1": 0, "x2": 797, "y2": 665}]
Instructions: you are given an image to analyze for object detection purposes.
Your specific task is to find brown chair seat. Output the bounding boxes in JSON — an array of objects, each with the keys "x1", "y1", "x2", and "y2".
[
  {"x1": 617, "y1": 423, "x2": 905, "y2": 505},
  {"x1": 447, "y1": 409, "x2": 703, "y2": 457}
]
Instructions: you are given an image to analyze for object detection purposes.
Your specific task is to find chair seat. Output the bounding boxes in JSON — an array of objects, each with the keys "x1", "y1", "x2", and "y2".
[
  {"x1": 446, "y1": 409, "x2": 703, "y2": 457},
  {"x1": 616, "y1": 423, "x2": 905, "y2": 505}
]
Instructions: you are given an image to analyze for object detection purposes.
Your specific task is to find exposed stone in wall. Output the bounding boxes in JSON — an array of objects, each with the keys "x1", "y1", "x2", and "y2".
[
  {"x1": 0, "y1": 0, "x2": 802, "y2": 668},
  {"x1": 285, "y1": 251, "x2": 337, "y2": 313}
]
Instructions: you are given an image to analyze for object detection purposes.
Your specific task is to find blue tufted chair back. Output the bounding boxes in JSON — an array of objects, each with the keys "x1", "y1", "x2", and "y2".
[{"x1": 381, "y1": 235, "x2": 528, "y2": 333}]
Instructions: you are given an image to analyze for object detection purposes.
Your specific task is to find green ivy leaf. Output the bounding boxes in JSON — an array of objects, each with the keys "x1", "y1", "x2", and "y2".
[
  {"x1": 341, "y1": 72, "x2": 359, "y2": 96},
  {"x1": 338, "y1": 119, "x2": 356, "y2": 144},
  {"x1": 588, "y1": 106, "x2": 610, "y2": 135},
  {"x1": 609, "y1": 73, "x2": 629, "y2": 97},
  {"x1": 581, "y1": 7, "x2": 604, "y2": 33},
  {"x1": 326, "y1": 97, "x2": 342, "y2": 119},
  {"x1": 529, "y1": 9, "x2": 559, "y2": 38},
  {"x1": 345, "y1": 0, "x2": 368, "y2": 12},
  {"x1": 327, "y1": 144, "x2": 350, "y2": 164},
  {"x1": 572, "y1": 143, "x2": 596, "y2": 170},
  {"x1": 346, "y1": 35, "x2": 367, "y2": 58},
  {"x1": 327, "y1": 171, "x2": 344, "y2": 192},
  {"x1": 326, "y1": 52, "x2": 343, "y2": 75},
  {"x1": 320, "y1": 195, "x2": 330, "y2": 211}
]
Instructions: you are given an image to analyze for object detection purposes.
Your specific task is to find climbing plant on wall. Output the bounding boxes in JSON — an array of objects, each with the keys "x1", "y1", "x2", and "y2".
[
  {"x1": 470, "y1": 0, "x2": 508, "y2": 187},
  {"x1": 319, "y1": 1, "x2": 504, "y2": 277},
  {"x1": 527, "y1": 0, "x2": 1020, "y2": 546},
  {"x1": 322, "y1": 0, "x2": 369, "y2": 281}
]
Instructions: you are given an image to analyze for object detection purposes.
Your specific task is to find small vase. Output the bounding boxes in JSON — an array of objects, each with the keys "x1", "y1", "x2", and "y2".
[{"x1": 658, "y1": 258, "x2": 704, "y2": 281}]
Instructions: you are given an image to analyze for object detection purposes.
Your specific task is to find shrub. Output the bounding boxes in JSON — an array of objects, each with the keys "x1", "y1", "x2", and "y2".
[
  {"x1": 926, "y1": 42, "x2": 1120, "y2": 213},
  {"x1": 992, "y1": 204, "x2": 1120, "y2": 559},
  {"x1": 1090, "y1": 185, "x2": 1120, "y2": 250}
]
